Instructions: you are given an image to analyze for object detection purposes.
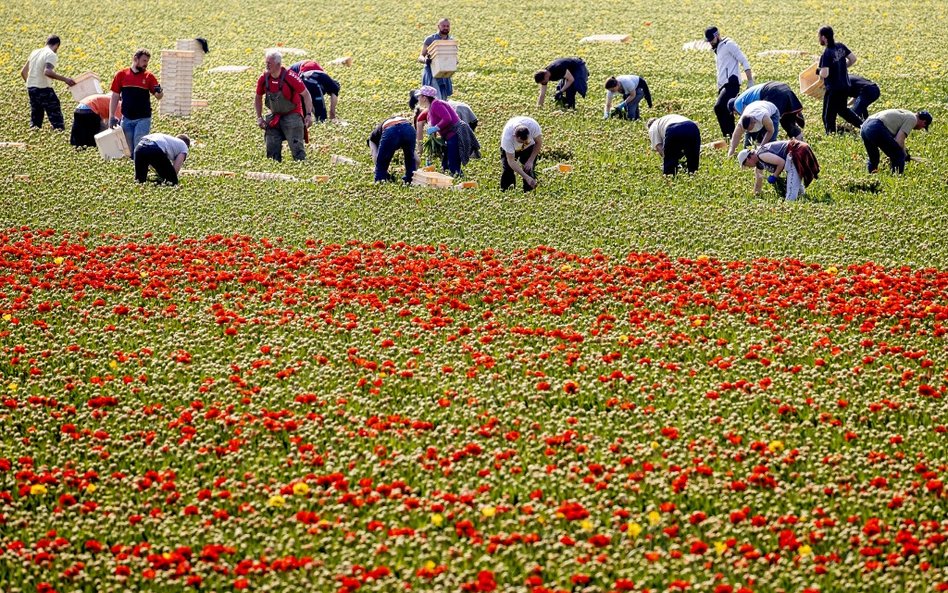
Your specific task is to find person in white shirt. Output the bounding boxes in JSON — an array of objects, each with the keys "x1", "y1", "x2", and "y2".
[
  {"x1": 20, "y1": 35, "x2": 75, "y2": 131},
  {"x1": 647, "y1": 115, "x2": 701, "y2": 175},
  {"x1": 727, "y1": 100, "x2": 778, "y2": 157},
  {"x1": 134, "y1": 133, "x2": 191, "y2": 186},
  {"x1": 603, "y1": 75, "x2": 653, "y2": 120},
  {"x1": 500, "y1": 116, "x2": 542, "y2": 192},
  {"x1": 705, "y1": 26, "x2": 754, "y2": 139}
]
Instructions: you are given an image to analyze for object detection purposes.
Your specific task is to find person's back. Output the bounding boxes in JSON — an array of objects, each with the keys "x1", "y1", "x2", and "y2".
[
  {"x1": 26, "y1": 45, "x2": 58, "y2": 89},
  {"x1": 867, "y1": 109, "x2": 916, "y2": 137}
]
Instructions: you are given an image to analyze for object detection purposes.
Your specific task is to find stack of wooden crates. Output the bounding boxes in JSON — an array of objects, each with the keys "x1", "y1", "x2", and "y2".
[
  {"x1": 428, "y1": 40, "x2": 458, "y2": 78},
  {"x1": 159, "y1": 49, "x2": 196, "y2": 116}
]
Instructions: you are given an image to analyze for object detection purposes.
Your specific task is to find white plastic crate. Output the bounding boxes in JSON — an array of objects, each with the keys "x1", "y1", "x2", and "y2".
[
  {"x1": 69, "y1": 72, "x2": 102, "y2": 102},
  {"x1": 94, "y1": 127, "x2": 130, "y2": 160}
]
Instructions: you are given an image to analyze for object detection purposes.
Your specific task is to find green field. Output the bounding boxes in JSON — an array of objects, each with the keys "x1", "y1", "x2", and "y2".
[{"x1": 1, "y1": 1, "x2": 948, "y2": 592}]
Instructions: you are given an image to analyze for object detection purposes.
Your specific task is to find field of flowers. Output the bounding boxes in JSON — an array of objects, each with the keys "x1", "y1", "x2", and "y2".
[{"x1": 1, "y1": 0, "x2": 948, "y2": 592}]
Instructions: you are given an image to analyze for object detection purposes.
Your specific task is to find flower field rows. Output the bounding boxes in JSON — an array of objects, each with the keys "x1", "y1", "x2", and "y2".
[{"x1": 1, "y1": 228, "x2": 946, "y2": 592}]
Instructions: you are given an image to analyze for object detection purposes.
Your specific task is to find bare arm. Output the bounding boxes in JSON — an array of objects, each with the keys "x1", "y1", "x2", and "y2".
[
  {"x1": 254, "y1": 93, "x2": 264, "y2": 118},
  {"x1": 761, "y1": 117, "x2": 775, "y2": 145},
  {"x1": 525, "y1": 135, "x2": 542, "y2": 170},
  {"x1": 604, "y1": 91, "x2": 613, "y2": 116},
  {"x1": 172, "y1": 153, "x2": 187, "y2": 173},
  {"x1": 753, "y1": 168, "x2": 764, "y2": 194},
  {"x1": 415, "y1": 120, "x2": 425, "y2": 158},
  {"x1": 655, "y1": 143, "x2": 665, "y2": 157},
  {"x1": 818, "y1": 66, "x2": 829, "y2": 79},
  {"x1": 846, "y1": 52, "x2": 857, "y2": 67},
  {"x1": 328, "y1": 93, "x2": 338, "y2": 119},
  {"x1": 559, "y1": 70, "x2": 574, "y2": 92},
  {"x1": 505, "y1": 151, "x2": 537, "y2": 188},
  {"x1": 21, "y1": 62, "x2": 29, "y2": 81},
  {"x1": 895, "y1": 130, "x2": 908, "y2": 154},
  {"x1": 418, "y1": 42, "x2": 430, "y2": 64},
  {"x1": 301, "y1": 89, "x2": 314, "y2": 124},
  {"x1": 758, "y1": 152, "x2": 785, "y2": 177},
  {"x1": 727, "y1": 124, "x2": 745, "y2": 157},
  {"x1": 744, "y1": 68, "x2": 754, "y2": 86},
  {"x1": 45, "y1": 65, "x2": 75, "y2": 86},
  {"x1": 537, "y1": 84, "x2": 547, "y2": 107}
]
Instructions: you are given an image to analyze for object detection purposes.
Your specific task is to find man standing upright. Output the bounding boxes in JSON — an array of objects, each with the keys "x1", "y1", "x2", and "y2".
[
  {"x1": 254, "y1": 50, "x2": 314, "y2": 162},
  {"x1": 817, "y1": 26, "x2": 863, "y2": 134},
  {"x1": 419, "y1": 18, "x2": 453, "y2": 100},
  {"x1": 705, "y1": 26, "x2": 754, "y2": 139},
  {"x1": 21, "y1": 35, "x2": 75, "y2": 131},
  {"x1": 109, "y1": 49, "x2": 162, "y2": 156}
]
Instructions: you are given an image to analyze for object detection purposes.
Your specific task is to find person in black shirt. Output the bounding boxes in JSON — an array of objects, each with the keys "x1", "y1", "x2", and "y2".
[
  {"x1": 817, "y1": 26, "x2": 863, "y2": 133},
  {"x1": 534, "y1": 57, "x2": 588, "y2": 109},
  {"x1": 847, "y1": 75, "x2": 880, "y2": 120}
]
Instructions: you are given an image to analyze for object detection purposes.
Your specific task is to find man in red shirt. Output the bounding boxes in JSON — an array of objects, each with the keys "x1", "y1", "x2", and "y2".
[
  {"x1": 108, "y1": 49, "x2": 162, "y2": 156},
  {"x1": 254, "y1": 50, "x2": 314, "y2": 162}
]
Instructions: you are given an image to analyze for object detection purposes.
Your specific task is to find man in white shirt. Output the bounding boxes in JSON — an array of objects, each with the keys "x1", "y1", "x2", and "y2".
[
  {"x1": 134, "y1": 133, "x2": 191, "y2": 186},
  {"x1": 20, "y1": 35, "x2": 75, "y2": 131},
  {"x1": 705, "y1": 26, "x2": 754, "y2": 139},
  {"x1": 500, "y1": 116, "x2": 542, "y2": 192},
  {"x1": 727, "y1": 100, "x2": 779, "y2": 157},
  {"x1": 648, "y1": 115, "x2": 701, "y2": 175}
]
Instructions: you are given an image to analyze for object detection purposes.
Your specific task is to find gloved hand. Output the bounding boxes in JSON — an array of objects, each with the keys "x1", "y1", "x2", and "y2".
[
  {"x1": 153, "y1": 85, "x2": 162, "y2": 94},
  {"x1": 767, "y1": 175, "x2": 777, "y2": 184},
  {"x1": 109, "y1": 117, "x2": 120, "y2": 128},
  {"x1": 426, "y1": 125, "x2": 439, "y2": 135}
]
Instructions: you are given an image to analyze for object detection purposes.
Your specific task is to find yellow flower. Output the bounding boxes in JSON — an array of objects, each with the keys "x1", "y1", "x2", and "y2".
[
  {"x1": 86, "y1": 484, "x2": 96, "y2": 494},
  {"x1": 871, "y1": 278, "x2": 881, "y2": 285},
  {"x1": 292, "y1": 482, "x2": 310, "y2": 496},
  {"x1": 2, "y1": 314, "x2": 10, "y2": 322},
  {"x1": 424, "y1": 560, "x2": 437, "y2": 570},
  {"x1": 696, "y1": 255, "x2": 710, "y2": 263},
  {"x1": 481, "y1": 506, "x2": 496, "y2": 518},
  {"x1": 715, "y1": 541, "x2": 728, "y2": 556},
  {"x1": 560, "y1": 264, "x2": 571, "y2": 273},
  {"x1": 536, "y1": 515, "x2": 546, "y2": 524},
  {"x1": 580, "y1": 519, "x2": 593, "y2": 532},
  {"x1": 647, "y1": 511, "x2": 661, "y2": 526},
  {"x1": 109, "y1": 360, "x2": 119, "y2": 370},
  {"x1": 53, "y1": 257, "x2": 64, "y2": 265},
  {"x1": 650, "y1": 441, "x2": 660, "y2": 450},
  {"x1": 799, "y1": 545, "x2": 812, "y2": 556},
  {"x1": 827, "y1": 266, "x2": 838, "y2": 275},
  {"x1": 30, "y1": 484, "x2": 48, "y2": 496},
  {"x1": 691, "y1": 318, "x2": 704, "y2": 327},
  {"x1": 617, "y1": 335, "x2": 629, "y2": 344},
  {"x1": 627, "y1": 522, "x2": 643, "y2": 538},
  {"x1": 431, "y1": 513, "x2": 443, "y2": 527},
  {"x1": 7, "y1": 382, "x2": 16, "y2": 392},
  {"x1": 768, "y1": 440, "x2": 784, "y2": 453},
  {"x1": 267, "y1": 495, "x2": 286, "y2": 508}
]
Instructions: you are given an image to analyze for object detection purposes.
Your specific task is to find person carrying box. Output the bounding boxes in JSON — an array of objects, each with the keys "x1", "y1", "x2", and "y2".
[{"x1": 419, "y1": 19, "x2": 454, "y2": 100}]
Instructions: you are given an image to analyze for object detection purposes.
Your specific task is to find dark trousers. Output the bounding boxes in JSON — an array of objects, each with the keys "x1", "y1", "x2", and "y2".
[
  {"x1": 851, "y1": 85, "x2": 880, "y2": 120},
  {"x1": 822, "y1": 88, "x2": 863, "y2": 133},
  {"x1": 70, "y1": 109, "x2": 103, "y2": 147},
  {"x1": 861, "y1": 119, "x2": 905, "y2": 174},
  {"x1": 779, "y1": 112, "x2": 805, "y2": 139},
  {"x1": 714, "y1": 76, "x2": 741, "y2": 137},
  {"x1": 441, "y1": 134, "x2": 461, "y2": 176},
  {"x1": 134, "y1": 143, "x2": 179, "y2": 185},
  {"x1": 663, "y1": 121, "x2": 701, "y2": 175},
  {"x1": 264, "y1": 113, "x2": 306, "y2": 162},
  {"x1": 500, "y1": 148, "x2": 536, "y2": 192},
  {"x1": 374, "y1": 123, "x2": 417, "y2": 183},
  {"x1": 554, "y1": 80, "x2": 578, "y2": 109},
  {"x1": 27, "y1": 87, "x2": 65, "y2": 130}
]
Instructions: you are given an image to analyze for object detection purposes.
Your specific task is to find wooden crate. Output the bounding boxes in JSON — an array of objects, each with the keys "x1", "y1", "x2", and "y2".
[
  {"x1": 412, "y1": 169, "x2": 454, "y2": 188},
  {"x1": 175, "y1": 39, "x2": 204, "y2": 66},
  {"x1": 799, "y1": 64, "x2": 824, "y2": 99},
  {"x1": 580, "y1": 34, "x2": 630, "y2": 43},
  {"x1": 428, "y1": 40, "x2": 457, "y2": 78}
]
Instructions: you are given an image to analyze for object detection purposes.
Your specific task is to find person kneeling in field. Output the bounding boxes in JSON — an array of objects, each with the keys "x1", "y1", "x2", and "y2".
[
  {"x1": 368, "y1": 115, "x2": 417, "y2": 183},
  {"x1": 134, "y1": 133, "x2": 190, "y2": 186},
  {"x1": 535, "y1": 57, "x2": 588, "y2": 109},
  {"x1": 737, "y1": 140, "x2": 819, "y2": 201},
  {"x1": 647, "y1": 115, "x2": 700, "y2": 175},
  {"x1": 500, "y1": 116, "x2": 542, "y2": 192},
  {"x1": 71, "y1": 93, "x2": 120, "y2": 148},
  {"x1": 727, "y1": 100, "x2": 778, "y2": 156},
  {"x1": 860, "y1": 109, "x2": 931, "y2": 174},
  {"x1": 728, "y1": 81, "x2": 804, "y2": 140},
  {"x1": 604, "y1": 75, "x2": 652, "y2": 120}
]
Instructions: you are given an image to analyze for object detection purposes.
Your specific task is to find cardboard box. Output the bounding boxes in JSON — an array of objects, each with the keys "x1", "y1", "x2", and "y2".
[{"x1": 94, "y1": 127, "x2": 130, "y2": 160}]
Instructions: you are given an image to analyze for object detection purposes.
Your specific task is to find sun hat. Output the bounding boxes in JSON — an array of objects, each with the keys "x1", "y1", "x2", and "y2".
[
  {"x1": 737, "y1": 149, "x2": 751, "y2": 167},
  {"x1": 417, "y1": 86, "x2": 439, "y2": 98}
]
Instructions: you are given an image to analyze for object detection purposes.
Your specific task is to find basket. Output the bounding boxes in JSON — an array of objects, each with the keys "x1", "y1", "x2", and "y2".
[
  {"x1": 428, "y1": 40, "x2": 457, "y2": 78},
  {"x1": 799, "y1": 64, "x2": 824, "y2": 100},
  {"x1": 69, "y1": 72, "x2": 102, "y2": 102}
]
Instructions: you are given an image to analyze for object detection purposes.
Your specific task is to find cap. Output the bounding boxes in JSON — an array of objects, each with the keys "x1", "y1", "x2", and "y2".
[
  {"x1": 704, "y1": 27, "x2": 718, "y2": 42},
  {"x1": 737, "y1": 149, "x2": 751, "y2": 167},
  {"x1": 727, "y1": 98, "x2": 737, "y2": 114},
  {"x1": 918, "y1": 110, "x2": 932, "y2": 130},
  {"x1": 417, "y1": 85, "x2": 439, "y2": 99}
]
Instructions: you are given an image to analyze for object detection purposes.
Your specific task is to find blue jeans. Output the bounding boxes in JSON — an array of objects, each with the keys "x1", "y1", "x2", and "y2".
[
  {"x1": 374, "y1": 123, "x2": 417, "y2": 183},
  {"x1": 861, "y1": 119, "x2": 905, "y2": 174},
  {"x1": 441, "y1": 134, "x2": 461, "y2": 176},
  {"x1": 122, "y1": 117, "x2": 151, "y2": 156},
  {"x1": 619, "y1": 88, "x2": 645, "y2": 120}
]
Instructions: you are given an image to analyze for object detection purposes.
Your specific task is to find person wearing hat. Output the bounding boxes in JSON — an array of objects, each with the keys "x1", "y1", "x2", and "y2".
[
  {"x1": 133, "y1": 133, "x2": 190, "y2": 186},
  {"x1": 367, "y1": 115, "x2": 417, "y2": 183},
  {"x1": 418, "y1": 18, "x2": 454, "y2": 100},
  {"x1": 415, "y1": 85, "x2": 479, "y2": 176},
  {"x1": 705, "y1": 26, "x2": 754, "y2": 139},
  {"x1": 647, "y1": 114, "x2": 701, "y2": 175},
  {"x1": 727, "y1": 100, "x2": 778, "y2": 157},
  {"x1": 728, "y1": 81, "x2": 805, "y2": 140},
  {"x1": 860, "y1": 109, "x2": 931, "y2": 174},
  {"x1": 737, "y1": 140, "x2": 819, "y2": 201},
  {"x1": 535, "y1": 57, "x2": 589, "y2": 109},
  {"x1": 603, "y1": 75, "x2": 653, "y2": 120},
  {"x1": 409, "y1": 90, "x2": 477, "y2": 131},
  {"x1": 847, "y1": 74, "x2": 880, "y2": 120},
  {"x1": 817, "y1": 26, "x2": 863, "y2": 134},
  {"x1": 21, "y1": 35, "x2": 76, "y2": 131},
  {"x1": 500, "y1": 115, "x2": 542, "y2": 192}
]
